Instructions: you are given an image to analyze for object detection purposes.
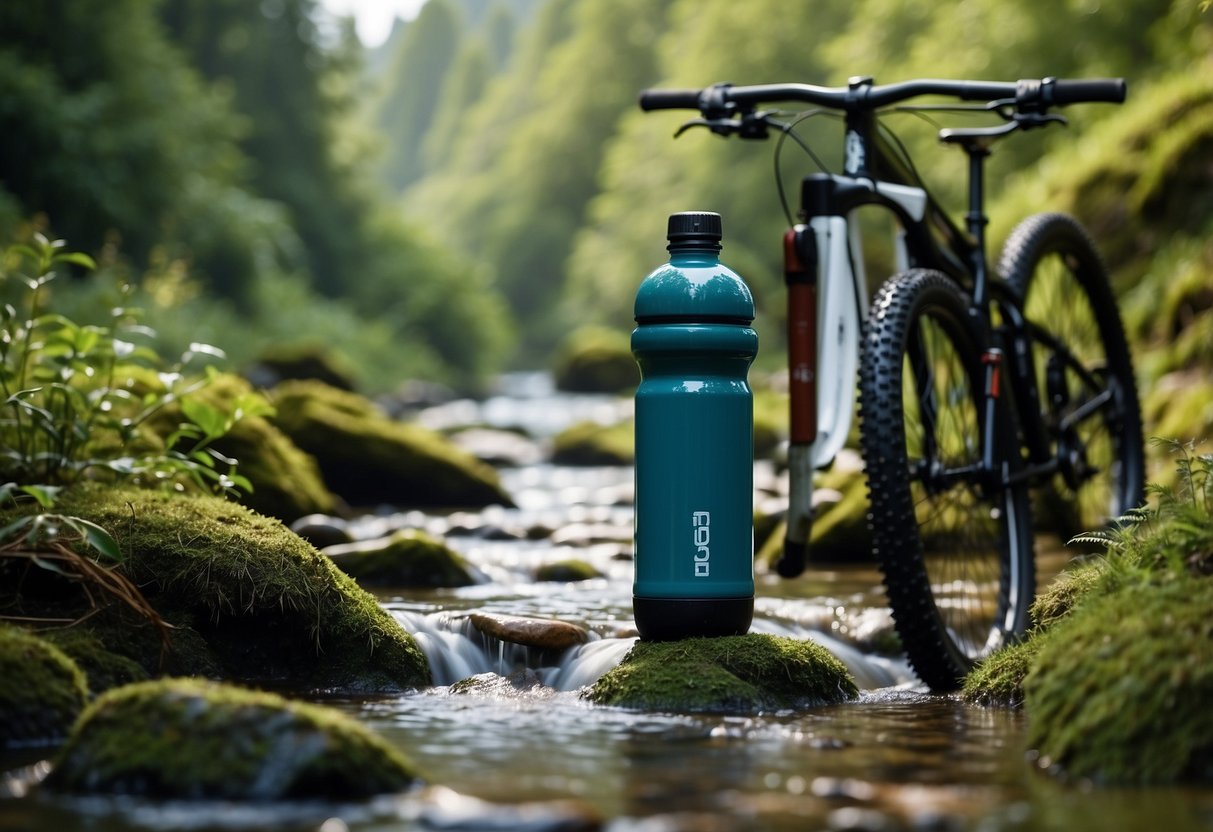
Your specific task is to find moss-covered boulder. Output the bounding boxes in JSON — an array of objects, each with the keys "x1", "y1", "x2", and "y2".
[
  {"x1": 270, "y1": 380, "x2": 511, "y2": 509},
  {"x1": 245, "y1": 343, "x2": 358, "y2": 392},
  {"x1": 534, "y1": 558, "x2": 602, "y2": 582},
  {"x1": 323, "y1": 530, "x2": 477, "y2": 588},
  {"x1": 587, "y1": 635, "x2": 857, "y2": 713},
  {"x1": 552, "y1": 326, "x2": 638, "y2": 394},
  {"x1": 0, "y1": 487, "x2": 430, "y2": 692},
  {"x1": 960, "y1": 637, "x2": 1040, "y2": 709},
  {"x1": 1024, "y1": 578, "x2": 1213, "y2": 784},
  {"x1": 757, "y1": 454, "x2": 872, "y2": 568},
  {"x1": 0, "y1": 625, "x2": 88, "y2": 746},
  {"x1": 46, "y1": 679, "x2": 420, "y2": 799},
  {"x1": 550, "y1": 419, "x2": 634, "y2": 466},
  {"x1": 39, "y1": 628, "x2": 150, "y2": 697}
]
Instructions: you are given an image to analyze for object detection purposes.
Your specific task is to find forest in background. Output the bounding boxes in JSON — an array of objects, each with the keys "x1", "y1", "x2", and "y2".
[{"x1": 2, "y1": 0, "x2": 1211, "y2": 399}]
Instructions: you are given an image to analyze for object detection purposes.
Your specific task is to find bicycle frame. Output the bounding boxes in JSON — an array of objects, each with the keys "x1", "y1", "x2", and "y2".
[{"x1": 783, "y1": 116, "x2": 1040, "y2": 552}]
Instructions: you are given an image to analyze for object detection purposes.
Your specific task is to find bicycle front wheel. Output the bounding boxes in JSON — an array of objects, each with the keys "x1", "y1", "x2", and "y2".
[
  {"x1": 860, "y1": 270, "x2": 1034, "y2": 691},
  {"x1": 999, "y1": 213, "x2": 1144, "y2": 538}
]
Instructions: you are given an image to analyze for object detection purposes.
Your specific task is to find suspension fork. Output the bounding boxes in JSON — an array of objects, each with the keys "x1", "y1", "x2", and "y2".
[{"x1": 776, "y1": 224, "x2": 817, "y2": 578}]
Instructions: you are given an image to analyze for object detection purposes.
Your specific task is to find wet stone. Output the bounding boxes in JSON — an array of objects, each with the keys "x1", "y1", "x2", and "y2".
[
  {"x1": 289, "y1": 513, "x2": 354, "y2": 549},
  {"x1": 412, "y1": 785, "x2": 602, "y2": 832},
  {"x1": 447, "y1": 427, "x2": 544, "y2": 467},
  {"x1": 469, "y1": 614, "x2": 590, "y2": 651}
]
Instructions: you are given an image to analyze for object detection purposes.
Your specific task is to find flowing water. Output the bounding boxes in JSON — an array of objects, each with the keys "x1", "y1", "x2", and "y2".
[{"x1": 3, "y1": 373, "x2": 1212, "y2": 831}]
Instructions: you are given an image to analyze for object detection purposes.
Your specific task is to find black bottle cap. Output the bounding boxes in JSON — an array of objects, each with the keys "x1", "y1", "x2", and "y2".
[{"x1": 667, "y1": 211, "x2": 723, "y2": 251}]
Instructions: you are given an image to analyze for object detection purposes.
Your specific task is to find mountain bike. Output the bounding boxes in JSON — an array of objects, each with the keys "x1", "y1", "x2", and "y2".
[{"x1": 638, "y1": 76, "x2": 1145, "y2": 691}]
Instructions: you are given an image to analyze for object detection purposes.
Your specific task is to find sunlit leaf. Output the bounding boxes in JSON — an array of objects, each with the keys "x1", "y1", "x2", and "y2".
[
  {"x1": 52, "y1": 252, "x2": 97, "y2": 270},
  {"x1": 67, "y1": 517, "x2": 124, "y2": 563}
]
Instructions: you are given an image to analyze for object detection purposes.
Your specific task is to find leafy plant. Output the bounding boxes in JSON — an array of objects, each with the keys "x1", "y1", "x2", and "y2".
[
  {"x1": 0, "y1": 233, "x2": 270, "y2": 496},
  {"x1": 1068, "y1": 437, "x2": 1213, "y2": 579}
]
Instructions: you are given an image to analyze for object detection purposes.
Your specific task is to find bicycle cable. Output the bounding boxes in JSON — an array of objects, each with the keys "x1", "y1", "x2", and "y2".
[{"x1": 769, "y1": 108, "x2": 841, "y2": 226}]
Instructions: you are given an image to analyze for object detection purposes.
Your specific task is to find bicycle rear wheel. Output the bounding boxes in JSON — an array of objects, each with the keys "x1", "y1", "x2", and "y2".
[
  {"x1": 859, "y1": 270, "x2": 1034, "y2": 691},
  {"x1": 999, "y1": 213, "x2": 1144, "y2": 538}
]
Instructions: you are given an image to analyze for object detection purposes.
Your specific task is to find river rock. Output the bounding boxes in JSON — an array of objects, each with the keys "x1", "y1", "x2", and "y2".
[
  {"x1": 469, "y1": 614, "x2": 590, "y2": 651},
  {"x1": 587, "y1": 634, "x2": 858, "y2": 714},
  {"x1": 550, "y1": 420, "x2": 634, "y2": 466},
  {"x1": 448, "y1": 427, "x2": 544, "y2": 467},
  {"x1": 552, "y1": 326, "x2": 638, "y2": 394},
  {"x1": 323, "y1": 530, "x2": 478, "y2": 589},
  {"x1": 289, "y1": 513, "x2": 355, "y2": 549},
  {"x1": 46, "y1": 679, "x2": 420, "y2": 799},
  {"x1": 0, "y1": 625, "x2": 88, "y2": 747},
  {"x1": 0, "y1": 486, "x2": 431, "y2": 692},
  {"x1": 269, "y1": 380, "x2": 513, "y2": 510},
  {"x1": 534, "y1": 559, "x2": 603, "y2": 582}
]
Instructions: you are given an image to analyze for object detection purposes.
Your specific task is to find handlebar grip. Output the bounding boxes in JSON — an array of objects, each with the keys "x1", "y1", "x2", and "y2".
[
  {"x1": 638, "y1": 88, "x2": 703, "y2": 111},
  {"x1": 1052, "y1": 78, "x2": 1126, "y2": 105}
]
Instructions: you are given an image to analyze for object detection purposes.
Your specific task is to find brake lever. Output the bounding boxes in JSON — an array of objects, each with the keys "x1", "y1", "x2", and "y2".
[
  {"x1": 674, "y1": 112, "x2": 774, "y2": 140},
  {"x1": 1014, "y1": 112, "x2": 1068, "y2": 131}
]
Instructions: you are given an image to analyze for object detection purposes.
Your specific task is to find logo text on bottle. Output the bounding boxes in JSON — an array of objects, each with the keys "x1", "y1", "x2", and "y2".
[{"x1": 692, "y1": 511, "x2": 710, "y2": 577}]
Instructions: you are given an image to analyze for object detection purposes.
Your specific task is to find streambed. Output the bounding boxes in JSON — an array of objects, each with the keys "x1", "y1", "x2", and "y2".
[{"x1": 2, "y1": 374, "x2": 1211, "y2": 831}]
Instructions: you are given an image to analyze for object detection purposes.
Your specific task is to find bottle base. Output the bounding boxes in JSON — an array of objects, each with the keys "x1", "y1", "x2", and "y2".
[{"x1": 633, "y1": 596, "x2": 753, "y2": 641}]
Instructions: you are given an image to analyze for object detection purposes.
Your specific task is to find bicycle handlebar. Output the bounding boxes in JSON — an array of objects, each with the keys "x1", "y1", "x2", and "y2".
[{"x1": 638, "y1": 76, "x2": 1126, "y2": 113}]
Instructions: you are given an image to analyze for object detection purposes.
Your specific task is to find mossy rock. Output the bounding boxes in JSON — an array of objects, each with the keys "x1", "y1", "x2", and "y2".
[
  {"x1": 39, "y1": 628, "x2": 150, "y2": 697},
  {"x1": 961, "y1": 637, "x2": 1040, "y2": 709},
  {"x1": 586, "y1": 634, "x2": 858, "y2": 713},
  {"x1": 552, "y1": 326, "x2": 638, "y2": 394},
  {"x1": 137, "y1": 371, "x2": 338, "y2": 524},
  {"x1": 0, "y1": 487, "x2": 430, "y2": 692},
  {"x1": 0, "y1": 625, "x2": 88, "y2": 747},
  {"x1": 270, "y1": 380, "x2": 511, "y2": 509},
  {"x1": 756, "y1": 465, "x2": 872, "y2": 568},
  {"x1": 550, "y1": 419, "x2": 634, "y2": 466},
  {"x1": 752, "y1": 388, "x2": 788, "y2": 460},
  {"x1": 1023, "y1": 578, "x2": 1213, "y2": 784},
  {"x1": 1029, "y1": 559, "x2": 1108, "y2": 629},
  {"x1": 534, "y1": 559, "x2": 602, "y2": 582},
  {"x1": 323, "y1": 530, "x2": 477, "y2": 588},
  {"x1": 46, "y1": 679, "x2": 420, "y2": 799},
  {"x1": 246, "y1": 343, "x2": 359, "y2": 392}
]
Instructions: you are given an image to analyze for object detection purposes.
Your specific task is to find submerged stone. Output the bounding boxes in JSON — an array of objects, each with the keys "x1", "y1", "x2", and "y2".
[
  {"x1": 0, "y1": 625, "x2": 89, "y2": 747},
  {"x1": 269, "y1": 380, "x2": 512, "y2": 509},
  {"x1": 1024, "y1": 578, "x2": 1213, "y2": 784},
  {"x1": 587, "y1": 634, "x2": 858, "y2": 713},
  {"x1": 46, "y1": 679, "x2": 420, "y2": 800},
  {"x1": 323, "y1": 530, "x2": 477, "y2": 588}
]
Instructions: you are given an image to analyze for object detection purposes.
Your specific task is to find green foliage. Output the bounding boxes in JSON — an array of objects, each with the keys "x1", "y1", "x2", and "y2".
[{"x1": 0, "y1": 236, "x2": 266, "y2": 496}]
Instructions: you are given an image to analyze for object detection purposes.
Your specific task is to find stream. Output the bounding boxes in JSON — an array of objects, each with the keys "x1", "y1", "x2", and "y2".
[{"x1": 2, "y1": 373, "x2": 1212, "y2": 831}]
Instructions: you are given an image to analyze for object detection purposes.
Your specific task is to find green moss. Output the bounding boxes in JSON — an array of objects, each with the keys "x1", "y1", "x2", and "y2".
[
  {"x1": 0, "y1": 625, "x2": 88, "y2": 746},
  {"x1": 756, "y1": 467, "x2": 872, "y2": 568},
  {"x1": 551, "y1": 419, "x2": 634, "y2": 466},
  {"x1": 270, "y1": 380, "x2": 511, "y2": 509},
  {"x1": 1, "y1": 486, "x2": 430, "y2": 692},
  {"x1": 249, "y1": 343, "x2": 358, "y2": 392},
  {"x1": 1029, "y1": 560, "x2": 1108, "y2": 630},
  {"x1": 39, "y1": 628, "x2": 150, "y2": 696},
  {"x1": 326, "y1": 530, "x2": 476, "y2": 588},
  {"x1": 961, "y1": 637, "x2": 1040, "y2": 709},
  {"x1": 47, "y1": 679, "x2": 420, "y2": 799},
  {"x1": 587, "y1": 634, "x2": 857, "y2": 713},
  {"x1": 534, "y1": 559, "x2": 602, "y2": 582},
  {"x1": 1024, "y1": 578, "x2": 1213, "y2": 784},
  {"x1": 552, "y1": 326, "x2": 638, "y2": 394},
  {"x1": 752, "y1": 388, "x2": 788, "y2": 460}
]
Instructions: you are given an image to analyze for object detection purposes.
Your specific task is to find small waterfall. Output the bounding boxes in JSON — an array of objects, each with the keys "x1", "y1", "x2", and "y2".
[
  {"x1": 393, "y1": 610, "x2": 627, "y2": 690},
  {"x1": 395, "y1": 609, "x2": 912, "y2": 695}
]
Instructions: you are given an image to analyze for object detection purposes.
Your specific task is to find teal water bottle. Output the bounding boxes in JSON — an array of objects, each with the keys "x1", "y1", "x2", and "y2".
[{"x1": 632, "y1": 211, "x2": 758, "y2": 641}]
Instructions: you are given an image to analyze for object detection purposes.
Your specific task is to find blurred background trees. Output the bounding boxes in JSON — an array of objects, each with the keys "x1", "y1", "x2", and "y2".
[{"x1": 1, "y1": 0, "x2": 1209, "y2": 397}]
